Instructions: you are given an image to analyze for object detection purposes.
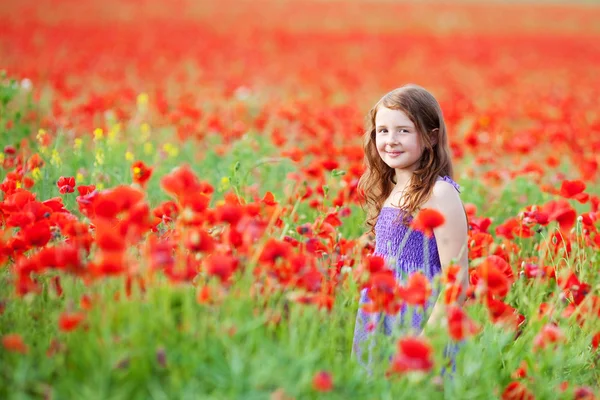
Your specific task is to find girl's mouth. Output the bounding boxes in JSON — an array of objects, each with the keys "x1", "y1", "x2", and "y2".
[{"x1": 387, "y1": 151, "x2": 403, "y2": 157}]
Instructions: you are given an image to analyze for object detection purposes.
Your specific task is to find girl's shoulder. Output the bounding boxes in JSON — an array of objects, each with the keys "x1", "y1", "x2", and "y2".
[
  {"x1": 426, "y1": 175, "x2": 465, "y2": 222},
  {"x1": 435, "y1": 175, "x2": 461, "y2": 193}
]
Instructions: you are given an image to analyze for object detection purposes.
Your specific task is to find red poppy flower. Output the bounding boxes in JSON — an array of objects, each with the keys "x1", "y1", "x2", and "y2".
[
  {"x1": 80, "y1": 295, "x2": 93, "y2": 311},
  {"x1": 77, "y1": 185, "x2": 96, "y2": 196},
  {"x1": 522, "y1": 263, "x2": 546, "y2": 279},
  {"x1": 573, "y1": 387, "x2": 595, "y2": 400},
  {"x1": 132, "y1": 160, "x2": 153, "y2": 188},
  {"x1": 37, "y1": 244, "x2": 82, "y2": 271},
  {"x1": 259, "y1": 238, "x2": 293, "y2": 265},
  {"x1": 6, "y1": 211, "x2": 36, "y2": 228},
  {"x1": 559, "y1": 179, "x2": 589, "y2": 203},
  {"x1": 511, "y1": 361, "x2": 528, "y2": 379},
  {"x1": 485, "y1": 297, "x2": 522, "y2": 330},
  {"x1": 312, "y1": 371, "x2": 333, "y2": 392},
  {"x1": 592, "y1": 332, "x2": 600, "y2": 350},
  {"x1": 411, "y1": 208, "x2": 445, "y2": 237},
  {"x1": 1, "y1": 190, "x2": 36, "y2": 213},
  {"x1": 147, "y1": 236, "x2": 176, "y2": 272},
  {"x1": 160, "y1": 164, "x2": 207, "y2": 200},
  {"x1": 468, "y1": 232, "x2": 495, "y2": 258},
  {"x1": 540, "y1": 199, "x2": 577, "y2": 233},
  {"x1": 447, "y1": 305, "x2": 480, "y2": 340},
  {"x1": 93, "y1": 219, "x2": 126, "y2": 252},
  {"x1": 533, "y1": 323, "x2": 564, "y2": 350},
  {"x1": 501, "y1": 381, "x2": 534, "y2": 400},
  {"x1": 496, "y1": 217, "x2": 533, "y2": 240},
  {"x1": 20, "y1": 219, "x2": 52, "y2": 247},
  {"x1": 2, "y1": 333, "x2": 28, "y2": 354},
  {"x1": 184, "y1": 228, "x2": 215, "y2": 253},
  {"x1": 204, "y1": 253, "x2": 239, "y2": 283},
  {"x1": 443, "y1": 283, "x2": 462, "y2": 304},
  {"x1": 471, "y1": 256, "x2": 513, "y2": 298},
  {"x1": 397, "y1": 272, "x2": 432, "y2": 307},
  {"x1": 92, "y1": 185, "x2": 145, "y2": 220},
  {"x1": 57, "y1": 176, "x2": 76, "y2": 194},
  {"x1": 43, "y1": 197, "x2": 68, "y2": 213},
  {"x1": 363, "y1": 255, "x2": 387, "y2": 274},
  {"x1": 152, "y1": 200, "x2": 180, "y2": 223},
  {"x1": 442, "y1": 264, "x2": 462, "y2": 284},
  {"x1": 388, "y1": 336, "x2": 434, "y2": 374},
  {"x1": 90, "y1": 251, "x2": 127, "y2": 277},
  {"x1": 58, "y1": 311, "x2": 86, "y2": 332},
  {"x1": 557, "y1": 271, "x2": 590, "y2": 305},
  {"x1": 323, "y1": 212, "x2": 342, "y2": 227},
  {"x1": 262, "y1": 191, "x2": 277, "y2": 206},
  {"x1": 4, "y1": 145, "x2": 16, "y2": 155},
  {"x1": 363, "y1": 271, "x2": 402, "y2": 314},
  {"x1": 179, "y1": 192, "x2": 211, "y2": 216},
  {"x1": 215, "y1": 203, "x2": 244, "y2": 225}
]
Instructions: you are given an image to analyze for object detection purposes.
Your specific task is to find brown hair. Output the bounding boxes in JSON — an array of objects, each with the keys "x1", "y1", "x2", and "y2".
[{"x1": 357, "y1": 84, "x2": 454, "y2": 233}]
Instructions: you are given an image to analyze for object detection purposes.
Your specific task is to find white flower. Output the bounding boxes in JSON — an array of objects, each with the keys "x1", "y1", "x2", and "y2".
[
  {"x1": 20, "y1": 78, "x2": 32, "y2": 91},
  {"x1": 234, "y1": 86, "x2": 251, "y2": 100}
]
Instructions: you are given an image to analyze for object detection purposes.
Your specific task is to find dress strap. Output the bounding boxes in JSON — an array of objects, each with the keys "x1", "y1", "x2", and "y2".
[{"x1": 437, "y1": 175, "x2": 461, "y2": 193}]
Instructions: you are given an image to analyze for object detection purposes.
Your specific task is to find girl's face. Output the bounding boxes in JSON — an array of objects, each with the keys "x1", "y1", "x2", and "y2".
[{"x1": 374, "y1": 106, "x2": 424, "y2": 174}]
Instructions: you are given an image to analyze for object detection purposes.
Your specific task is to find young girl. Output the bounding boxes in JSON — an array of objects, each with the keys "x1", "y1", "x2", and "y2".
[{"x1": 352, "y1": 84, "x2": 469, "y2": 373}]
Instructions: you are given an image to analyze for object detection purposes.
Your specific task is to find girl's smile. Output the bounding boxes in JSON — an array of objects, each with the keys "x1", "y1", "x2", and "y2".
[{"x1": 386, "y1": 151, "x2": 404, "y2": 158}]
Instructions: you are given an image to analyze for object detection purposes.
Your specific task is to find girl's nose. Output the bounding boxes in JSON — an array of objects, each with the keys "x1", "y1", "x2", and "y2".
[{"x1": 388, "y1": 132, "x2": 403, "y2": 143}]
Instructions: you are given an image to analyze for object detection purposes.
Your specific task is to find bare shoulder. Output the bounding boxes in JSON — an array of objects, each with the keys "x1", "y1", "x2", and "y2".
[{"x1": 426, "y1": 180, "x2": 466, "y2": 224}]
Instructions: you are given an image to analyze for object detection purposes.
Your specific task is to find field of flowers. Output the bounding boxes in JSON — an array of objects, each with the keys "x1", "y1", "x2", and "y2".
[{"x1": 1, "y1": 0, "x2": 600, "y2": 398}]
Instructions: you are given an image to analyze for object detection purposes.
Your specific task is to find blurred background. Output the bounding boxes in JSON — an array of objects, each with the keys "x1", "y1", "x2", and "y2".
[{"x1": 1, "y1": 0, "x2": 599, "y2": 184}]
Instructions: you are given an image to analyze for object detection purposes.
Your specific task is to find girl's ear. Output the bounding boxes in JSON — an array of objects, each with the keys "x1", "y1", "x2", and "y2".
[{"x1": 430, "y1": 128, "x2": 439, "y2": 146}]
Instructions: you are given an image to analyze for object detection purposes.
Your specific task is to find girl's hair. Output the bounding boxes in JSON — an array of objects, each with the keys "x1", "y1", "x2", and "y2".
[{"x1": 358, "y1": 84, "x2": 454, "y2": 233}]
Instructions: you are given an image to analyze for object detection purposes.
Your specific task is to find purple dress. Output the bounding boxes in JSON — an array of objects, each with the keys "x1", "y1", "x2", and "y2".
[{"x1": 352, "y1": 175, "x2": 461, "y2": 373}]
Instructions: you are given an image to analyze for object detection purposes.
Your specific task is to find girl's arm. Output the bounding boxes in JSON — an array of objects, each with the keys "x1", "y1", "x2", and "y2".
[{"x1": 420, "y1": 181, "x2": 470, "y2": 333}]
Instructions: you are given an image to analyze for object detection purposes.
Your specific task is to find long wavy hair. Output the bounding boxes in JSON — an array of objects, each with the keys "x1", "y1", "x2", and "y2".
[{"x1": 358, "y1": 84, "x2": 454, "y2": 234}]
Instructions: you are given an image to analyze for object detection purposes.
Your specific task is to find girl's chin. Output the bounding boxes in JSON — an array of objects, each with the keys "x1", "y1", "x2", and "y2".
[
  {"x1": 384, "y1": 161, "x2": 419, "y2": 171},
  {"x1": 385, "y1": 161, "x2": 409, "y2": 169}
]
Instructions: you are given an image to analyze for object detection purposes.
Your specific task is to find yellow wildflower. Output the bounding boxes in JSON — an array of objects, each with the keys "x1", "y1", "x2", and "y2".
[
  {"x1": 144, "y1": 142, "x2": 154, "y2": 155},
  {"x1": 108, "y1": 123, "x2": 121, "y2": 142},
  {"x1": 163, "y1": 143, "x2": 179, "y2": 158},
  {"x1": 0, "y1": 153, "x2": 4, "y2": 164},
  {"x1": 74, "y1": 138, "x2": 83, "y2": 150},
  {"x1": 219, "y1": 176, "x2": 230, "y2": 191},
  {"x1": 125, "y1": 151, "x2": 134, "y2": 162},
  {"x1": 137, "y1": 93, "x2": 149, "y2": 113},
  {"x1": 94, "y1": 128, "x2": 104, "y2": 141},
  {"x1": 36, "y1": 129, "x2": 46, "y2": 144},
  {"x1": 137, "y1": 93, "x2": 149, "y2": 106},
  {"x1": 140, "y1": 123, "x2": 151, "y2": 142},
  {"x1": 95, "y1": 149, "x2": 105, "y2": 166},
  {"x1": 31, "y1": 167, "x2": 42, "y2": 181},
  {"x1": 50, "y1": 149, "x2": 62, "y2": 167},
  {"x1": 76, "y1": 172, "x2": 84, "y2": 183}
]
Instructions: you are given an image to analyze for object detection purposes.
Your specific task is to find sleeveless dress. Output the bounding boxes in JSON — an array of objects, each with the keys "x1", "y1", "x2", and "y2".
[{"x1": 352, "y1": 175, "x2": 461, "y2": 374}]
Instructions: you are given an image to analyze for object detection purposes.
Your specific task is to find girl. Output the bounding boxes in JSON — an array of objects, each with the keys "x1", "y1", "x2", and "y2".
[{"x1": 352, "y1": 84, "x2": 469, "y2": 374}]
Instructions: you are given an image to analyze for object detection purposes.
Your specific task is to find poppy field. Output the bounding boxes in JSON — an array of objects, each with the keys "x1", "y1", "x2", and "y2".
[{"x1": 1, "y1": 0, "x2": 600, "y2": 398}]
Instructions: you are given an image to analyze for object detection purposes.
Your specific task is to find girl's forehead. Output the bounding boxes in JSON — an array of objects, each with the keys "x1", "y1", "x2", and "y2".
[{"x1": 375, "y1": 106, "x2": 414, "y2": 126}]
